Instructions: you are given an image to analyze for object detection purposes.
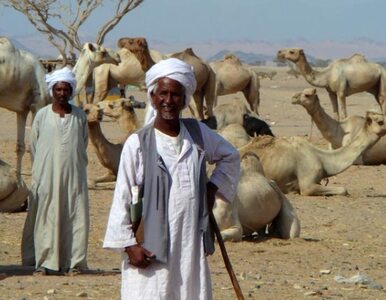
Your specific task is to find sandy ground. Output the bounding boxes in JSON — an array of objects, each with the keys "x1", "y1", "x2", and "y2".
[{"x1": 1, "y1": 68, "x2": 386, "y2": 300}]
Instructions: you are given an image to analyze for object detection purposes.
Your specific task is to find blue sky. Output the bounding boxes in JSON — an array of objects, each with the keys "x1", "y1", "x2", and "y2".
[
  {"x1": 1, "y1": 0, "x2": 385, "y2": 43},
  {"x1": 1, "y1": 0, "x2": 386, "y2": 59}
]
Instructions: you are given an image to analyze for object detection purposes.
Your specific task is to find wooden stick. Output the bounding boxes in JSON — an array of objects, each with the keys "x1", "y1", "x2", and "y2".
[{"x1": 209, "y1": 212, "x2": 245, "y2": 300}]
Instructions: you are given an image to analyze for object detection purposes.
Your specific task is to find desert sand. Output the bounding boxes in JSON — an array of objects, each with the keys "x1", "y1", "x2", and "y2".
[{"x1": 1, "y1": 68, "x2": 386, "y2": 299}]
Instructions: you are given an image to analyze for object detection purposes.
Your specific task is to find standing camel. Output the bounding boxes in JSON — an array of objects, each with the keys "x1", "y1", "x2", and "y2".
[
  {"x1": 210, "y1": 54, "x2": 260, "y2": 115},
  {"x1": 169, "y1": 48, "x2": 216, "y2": 119},
  {"x1": 92, "y1": 37, "x2": 156, "y2": 103},
  {"x1": 72, "y1": 42, "x2": 120, "y2": 104},
  {"x1": 277, "y1": 48, "x2": 386, "y2": 120},
  {"x1": 0, "y1": 36, "x2": 50, "y2": 177}
]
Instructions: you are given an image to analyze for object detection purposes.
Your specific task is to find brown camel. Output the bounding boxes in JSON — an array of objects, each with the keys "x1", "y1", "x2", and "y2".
[
  {"x1": 0, "y1": 36, "x2": 50, "y2": 177},
  {"x1": 277, "y1": 48, "x2": 386, "y2": 120},
  {"x1": 168, "y1": 48, "x2": 216, "y2": 119},
  {"x1": 98, "y1": 98, "x2": 140, "y2": 142},
  {"x1": 82, "y1": 103, "x2": 123, "y2": 187}
]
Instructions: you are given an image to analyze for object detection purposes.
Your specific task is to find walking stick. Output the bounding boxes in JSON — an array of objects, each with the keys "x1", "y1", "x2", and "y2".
[{"x1": 209, "y1": 212, "x2": 245, "y2": 300}]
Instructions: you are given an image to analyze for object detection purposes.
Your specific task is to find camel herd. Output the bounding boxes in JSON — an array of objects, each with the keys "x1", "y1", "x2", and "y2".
[{"x1": 2, "y1": 35, "x2": 386, "y2": 243}]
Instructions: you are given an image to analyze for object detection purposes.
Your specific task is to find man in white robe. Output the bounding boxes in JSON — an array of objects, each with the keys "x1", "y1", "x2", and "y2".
[
  {"x1": 104, "y1": 58, "x2": 240, "y2": 299},
  {"x1": 22, "y1": 67, "x2": 89, "y2": 275}
]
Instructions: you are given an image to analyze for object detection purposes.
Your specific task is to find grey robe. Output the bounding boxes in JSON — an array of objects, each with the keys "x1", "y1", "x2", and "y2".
[{"x1": 22, "y1": 104, "x2": 89, "y2": 271}]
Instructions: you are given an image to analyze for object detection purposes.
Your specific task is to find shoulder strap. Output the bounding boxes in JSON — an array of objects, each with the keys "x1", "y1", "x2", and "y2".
[{"x1": 182, "y1": 118, "x2": 204, "y2": 149}]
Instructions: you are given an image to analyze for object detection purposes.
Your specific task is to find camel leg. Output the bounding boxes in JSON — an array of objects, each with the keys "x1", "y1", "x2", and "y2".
[
  {"x1": 338, "y1": 93, "x2": 347, "y2": 120},
  {"x1": 93, "y1": 67, "x2": 112, "y2": 103},
  {"x1": 193, "y1": 93, "x2": 205, "y2": 120},
  {"x1": 327, "y1": 90, "x2": 340, "y2": 120},
  {"x1": 203, "y1": 67, "x2": 217, "y2": 117},
  {"x1": 376, "y1": 76, "x2": 386, "y2": 114},
  {"x1": 213, "y1": 197, "x2": 243, "y2": 242},
  {"x1": 271, "y1": 196, "x2": 300, "y2": 239},
  {"x1": 300, "y1": 182, "x2": 348, "y2": 196},
  {"x1": 16, "y1": 112, "x2": 28, "y2": 181},
  {"x1": 242, "y1": 75, "x2": 260, "y2": 115},
  {"x1": 88, "y1": 172, "x2": 117, "y2": 188}
]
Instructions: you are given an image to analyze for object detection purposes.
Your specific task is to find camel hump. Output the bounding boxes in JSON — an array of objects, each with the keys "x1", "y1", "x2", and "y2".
[
  {"x1": 349, "y1": 53, "x2": 367, "y2": 62},
  {"x1": 184, "y1": 48, "x2": 196, "y2": 56},
  {"x1": 223, "y1": 53, "x2": 242, "y2": 64},
  {"x1": 171, "y1": 48, "x2": 199, "y2": 59}
]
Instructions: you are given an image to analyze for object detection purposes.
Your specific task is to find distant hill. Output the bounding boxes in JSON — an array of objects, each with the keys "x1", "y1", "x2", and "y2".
[
  {"x1": 207, "y1": 49, "x2": 319, "y2": 66},
  {"x1": 207, "y1": 50, "x2": 274, "y2": 64}
]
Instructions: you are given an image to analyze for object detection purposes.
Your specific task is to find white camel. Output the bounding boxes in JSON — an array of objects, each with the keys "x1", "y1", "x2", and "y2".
[
  {"x1": 0, "y1": 158, "x2": 29, "y2": 212},
  {"x1": 210, "y1": 54, "x2": 260, "y2": 115},
  {"x1": 214, "y1": 152, "x2": 300, "y2": 241},
  {"x1": 72, "y1": 42, "x2": 120, "y2": 103},
  {"x1": 0, "y1": 36, "x2": 50, "y2": 177},
  {"x1": 277, "y1": 48, "x2": 386, "y2": 120},
  {"x1": 292, "y1": 87, "x2": 386, "y2": 165},
  {"x1": 239, "y1": 111, "x2": 386, "y2": 196}
]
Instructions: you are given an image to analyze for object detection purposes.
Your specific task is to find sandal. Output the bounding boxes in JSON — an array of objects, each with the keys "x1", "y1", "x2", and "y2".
[
  {"x1": 33, "y1": 267, "x2": 47, "y2": 276},
  {"x1": 66, "y1": 267, "x2": 82, "y2": 276}
]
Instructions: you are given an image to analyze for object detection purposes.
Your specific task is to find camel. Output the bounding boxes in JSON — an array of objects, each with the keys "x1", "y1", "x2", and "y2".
[
  {"x1": 92, "y1": 37, "x2": 156, "y2": 103},
  {"x1": 210, "y1": 54, "x2": 260, "y2": 115},
  {"x1": 168, "y1": 48, "x2": 216, "y2": 119},
  {"x1": 0, "y1": 158, "x2": 29, "y2": 212},
  {"x1": 213, "y1": 152, "x2": 300, "y2": 241},
  {"x1": 218, "y1": 123, "x2": 251, "y2": 148},
  {"x1": 72, "y1": 42, "x2": 120, "y2": 104},
  {"x1": 82, "y1": 103, "x2": 123, "y2": 187},
  {"x1": 98, "y1": 98, "x2": 140, "y2": 141},
  {"x1": 238, "y1": 111, "x2": 386, "y2": 196},
  {"x1": 277, "y1": 48, "x2": 386, "y2": 120},
  {"x1": 0, "y1": 36, "x2": 50, "y2": 177},
  {"x1": 292, "y1": 88, "x2": 386, "y2": 165}
]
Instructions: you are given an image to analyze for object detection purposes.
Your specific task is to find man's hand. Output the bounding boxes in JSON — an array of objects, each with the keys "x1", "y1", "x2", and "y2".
[
  {"x1": 206, "y1": 181, "x2": 218, "y2": 212},
  {"x1": 125, "y1": 244, "x2": 155, "y2": 268}
]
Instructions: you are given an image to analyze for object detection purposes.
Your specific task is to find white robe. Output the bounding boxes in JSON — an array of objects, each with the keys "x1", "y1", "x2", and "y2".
[
  {"x1": 22, "y1": 104, "x2": 89, "y2": 271},
  {"x1": 104, "y1": 122, "x2": 240, "y2": 300}
]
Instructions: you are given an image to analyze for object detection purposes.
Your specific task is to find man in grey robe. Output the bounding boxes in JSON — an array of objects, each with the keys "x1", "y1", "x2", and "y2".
[{"x1": 22, "y1": 67, "x2": 89, "y2": 275}]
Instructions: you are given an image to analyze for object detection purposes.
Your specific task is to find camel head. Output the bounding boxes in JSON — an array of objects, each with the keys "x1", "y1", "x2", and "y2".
[
  {"x1": 81, "y1": 43, "x2": 120, "y2": 66},
  {"x1": 277, "y1": 48, "x2": 304, "y2": 63},
  {"x1": 240, "y1": 152, "x2": 265, "y2": 176},
  {"x1": 98, "y1": 98, "x2": 136, "y2": 120},
  {"x1": 365, "y1": 111, "x2": 386, "y2": 137},
  {"x1": 291, "y1": 88, "x2": 318, "y2": 108},
  {"x1": 117, "y1": 37, "x2": 154, "y2": 72},
  {"x1": 83, "y1": 103, "x2": 103, "y2": 123},
  {"x1": 0, "y1": 36, "x2": 16, "y2": 53}
]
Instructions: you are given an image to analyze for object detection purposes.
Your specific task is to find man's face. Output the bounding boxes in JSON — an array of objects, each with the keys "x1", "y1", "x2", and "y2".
[
  {"x1": 151, "y1": 77, "x2": 185, "y2": 121},
  {"x1": 52, "y1": 82, "x2": 72, "y2": 104}
]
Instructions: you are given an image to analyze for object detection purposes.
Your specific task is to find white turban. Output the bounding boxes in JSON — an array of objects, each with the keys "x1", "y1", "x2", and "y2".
[
  {"x1": 144, "y1": 58, "x2": 197, "y2": 125},
  {"x1": 45, "y1": 66, "x2": 77, "y2": 98}
]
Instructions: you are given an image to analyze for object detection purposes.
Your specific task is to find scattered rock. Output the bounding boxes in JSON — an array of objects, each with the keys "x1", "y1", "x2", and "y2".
[
  {"x1": 319, "y1": 269, "x2": 331, "y2": 274},
  {"x1": 47, "y1": 289, "x2": 56, "y2": 294},
  {"x1": 76, "y1": 291, "x2": 88, "y2": 297}
]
